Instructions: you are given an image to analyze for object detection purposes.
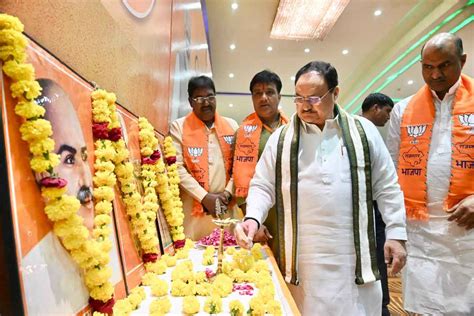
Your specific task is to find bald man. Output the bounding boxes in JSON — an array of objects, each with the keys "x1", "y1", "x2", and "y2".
[{"x1": 387, "y1": 33, "x2": 474, "y2": 315}]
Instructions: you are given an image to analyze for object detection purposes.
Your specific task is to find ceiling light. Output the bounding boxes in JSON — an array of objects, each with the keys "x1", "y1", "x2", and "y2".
[
  {"x1": 267, "y1": 46, "x2": 273, "y2": 51},
  {"x1": 231, "y1": 3, "x2": 238, "y2": 10},
  {"x1": 290, "y1": 76, "x2": 295, "y2": 81},
  {"x1": 270, "y1": 0, "x2": 351, "y2": 40},
  {"x1": 229, "y1": 73, "x2": 234, "y2": 78},
  {"x1": 278, "y1": 105, "x2": 283, "y2": 110},
  {"x1": 229, "y1": 43, "x2": 236, "y2": 50},
  {"x1": 407, "y1": 80, "x2": 414, "y2": 85},
  {"x1": 229, "y1": 103, "x2": 234, "y2": 108},
  {"x1": 374, "y1": 10, "x2": 382, "y2": 16},
  {"x1": 342, "y1": 49, "x2": 349, "y2": 55},
  {"x1": 304, "y1": 48, "x2": 310, "y2": 53}
]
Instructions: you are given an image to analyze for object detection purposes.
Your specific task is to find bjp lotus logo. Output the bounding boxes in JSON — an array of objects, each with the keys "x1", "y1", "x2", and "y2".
[
  {"x1": 407, "y1": 125, "x2": 427, "y2": 144},
  {"x1": 459, "y1": 114, "x2": 474, "y2": 134},
  {"x1": 223, "y1": 135, "x2": 234, "y2": 145},
  {"x1": 187, "y1": 147, "x2": 203, "y2": 163},
  {"x1": 243, "y1": 125, "x2": 258, "y2": 137}
]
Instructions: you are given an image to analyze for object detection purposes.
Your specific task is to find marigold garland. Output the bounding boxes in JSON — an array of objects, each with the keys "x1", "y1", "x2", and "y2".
[{"x1": 0, "y1": 13, "x2": 114, "y2": 311}]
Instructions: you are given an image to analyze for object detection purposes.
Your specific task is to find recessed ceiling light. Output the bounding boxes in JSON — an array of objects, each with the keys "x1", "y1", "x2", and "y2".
[
  {"x1": 229, "y1": 43, "x2": 236, "y2": 50},
  {"x1": 304, "y1": 48, "x2": 310, "y2": 53},
  {"x1": 267, "y1": 46, "x2": 273, "y2": 52},
  {"x1": 231, "y1": 3, "x2": 238, "y2": 10},
  {"x1": 290, "y1": 76, "x2": 295, "y2": 81},
  {"x1": 229, "y1": 73, "x2": 234, "y2": 78},
  {"x1": 407, "y1": 80, "x2": 414, "y2": 85},
  {"x1": 374, "y1": 9, "x2": 382, "y2": 16},
  {"x1": 229, "y1": 103, "x2": 234, "y2": 107},
  {"x1": 342, "y1": 49, "x2": 349, "y2": 55}
]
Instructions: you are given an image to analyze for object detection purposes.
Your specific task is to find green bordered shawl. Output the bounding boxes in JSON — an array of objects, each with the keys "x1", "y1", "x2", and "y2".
[{"x1": 275, "y1": 106, "x2": 379, "y2": 285}]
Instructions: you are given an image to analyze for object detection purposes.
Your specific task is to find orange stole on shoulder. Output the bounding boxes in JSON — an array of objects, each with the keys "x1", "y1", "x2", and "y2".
[
  {"x1": 233, "y1": 112, "x2": 288, "y2": 198},
  {"x1": 398, "y1": 74, "x2": 474, "y2": 220},
  {"x1": 182, "y1": 112, "x2": 235, "y2": 216}
]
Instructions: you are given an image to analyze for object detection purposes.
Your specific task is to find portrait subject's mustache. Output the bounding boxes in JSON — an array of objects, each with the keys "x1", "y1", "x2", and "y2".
[{"x1": 77, "y1": 186, "x2": 93, "y2": 205}]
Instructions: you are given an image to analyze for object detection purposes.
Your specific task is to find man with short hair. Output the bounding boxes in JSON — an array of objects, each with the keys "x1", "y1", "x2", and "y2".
[
  {"x1": 170, "y1": 75, "x2": 240, "y2": 241},
  {"x1": 237, "y1": 61, "x2": 407, "y2": 315},
  {"x1": 232, "y1": 70, "x2": 288, "y2": 253},
  {"x1": 386, "y1": 33, "x2": 474, "y2": 315},
  {"x1": 361, "y1": 92, "x2": 395, "y2": 316},
  {"x1": 361, "y1": 92, "x2": 394, "y2": 127}
]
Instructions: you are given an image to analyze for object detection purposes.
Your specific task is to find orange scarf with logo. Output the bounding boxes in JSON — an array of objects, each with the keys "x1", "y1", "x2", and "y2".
[
  {"x1": 233, "y1": 112, "x2": 289, "y2": 198},
  {"x1": 398, "y1": 74, "x2": 474, "y2": 220},
  {"x1": 182, "y1": 111, "x2": 235, "y2": 216}
]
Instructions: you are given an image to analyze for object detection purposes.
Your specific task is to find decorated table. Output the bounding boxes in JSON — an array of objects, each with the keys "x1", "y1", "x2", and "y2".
[{"x1": 130, "y1": 244, "x2": 301, "y2": 315}]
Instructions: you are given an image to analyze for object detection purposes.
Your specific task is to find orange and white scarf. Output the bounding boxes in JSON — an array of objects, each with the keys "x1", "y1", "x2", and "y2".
[
  {"x1": 233, "y1": 112, "x2": 289, "y2": 198},
  {"x1": 398, "y1": 74, "x2": 474, "y2": 220},
  {"x1": 182, "y1": 111, "x2": 235, "y2": 216}
]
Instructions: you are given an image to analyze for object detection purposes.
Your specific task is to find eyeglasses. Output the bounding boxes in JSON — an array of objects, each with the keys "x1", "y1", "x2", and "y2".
[
  {"x1": 191, "y1": 95, "x2": 216, "y2": 104},
  {"x1": 252, "y1": 90, "x2": 277, "y2": 98},
  {"x1": 293, "y1": 88, "x2": 333, "y2": 105}
]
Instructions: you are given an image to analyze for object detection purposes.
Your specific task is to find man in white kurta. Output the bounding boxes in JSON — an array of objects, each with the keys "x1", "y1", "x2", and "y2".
[
  {"x1": 237, "y1": 61, "x2": 407, "y2": 315},
  {"x1": 386, "y1": 33, "x2": 474, "y2": 315}
]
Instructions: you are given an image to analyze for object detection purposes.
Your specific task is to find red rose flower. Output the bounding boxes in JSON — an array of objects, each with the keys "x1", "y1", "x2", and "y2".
[
  {"x1": 142, "y1": 252, "x2": 158, "y2": 263},
  {"x1": 173, "y1": 239, "x2": 186, "y2": 249},
  {"x1": 89, "y1": 296, "x2": 115, "y2": 314},
  {"x1": 166, "y1": 156, "x2": 177, "y2": 165},
  {"x1": 40, "y1": 177, "x2": 67, "y2": 188},
  {"x1": 108, "y1": 127, "x2": 122, "y2": 141},
  {"x1": 150, "y1": 150, "x2": 161, "y2": 160},
  {"x1": 92, "y1": 122, "x2": 109, "y2": 139}
]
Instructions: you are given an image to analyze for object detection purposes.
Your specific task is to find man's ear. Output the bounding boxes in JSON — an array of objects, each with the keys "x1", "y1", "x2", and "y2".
[
  {"x1": 333, "y1": 86, "x2": 340, "y2": 101},
  {"x1": 188, "y1": 97, "x2": 194, "y2": 108}
]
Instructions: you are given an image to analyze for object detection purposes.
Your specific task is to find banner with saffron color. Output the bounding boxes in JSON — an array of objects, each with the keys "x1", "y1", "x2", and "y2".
[{"x1": 0, "y1": 39, "x2": 170, "y2": 315}]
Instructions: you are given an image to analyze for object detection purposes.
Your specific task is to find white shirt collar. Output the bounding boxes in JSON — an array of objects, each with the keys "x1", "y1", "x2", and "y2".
[{"x1": 430, "y1": 77, "x2": 461, "y2": 101}]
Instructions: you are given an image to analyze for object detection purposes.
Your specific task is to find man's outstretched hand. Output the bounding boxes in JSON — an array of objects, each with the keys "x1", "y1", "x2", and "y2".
[{"x1": 234, "y1": 220, "x2": 258, "y2": 249}]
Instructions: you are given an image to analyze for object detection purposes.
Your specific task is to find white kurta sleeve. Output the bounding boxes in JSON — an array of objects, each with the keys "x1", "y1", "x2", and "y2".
[
  {"x1": 360, "y1": 118, "x2": 407, "y2": 241},
  {"x1": 244, "y1": 129, "x2": 281, "y2": 225},
  {"x1": 386, "y1": 97, "x2": 411, "y2": 167}
]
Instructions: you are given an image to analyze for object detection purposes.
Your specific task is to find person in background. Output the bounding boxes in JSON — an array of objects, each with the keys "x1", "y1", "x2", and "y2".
[
  {"x1": 361, "y1": 92, "x2": 395, "y2": 316},
  {"x1": 170, "y1": 75, "x2": 241, "y2": 241},
  {"x1": 236, "y1": 61, "x2": 407, "y2": 315},
  {"x1": 233, "y1": 70, "x2": 288, "y2": 254},
  {"x1": 386, "y1": 33, "x2": 474, "y2": 315}
]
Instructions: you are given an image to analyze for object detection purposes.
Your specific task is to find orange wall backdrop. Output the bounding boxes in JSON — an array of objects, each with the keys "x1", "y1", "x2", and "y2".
[{"x1": 0, "y1": 0, "x2": 213, "y2": 134}]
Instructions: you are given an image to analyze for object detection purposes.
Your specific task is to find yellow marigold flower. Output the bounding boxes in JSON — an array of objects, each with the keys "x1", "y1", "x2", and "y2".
[
  {"x1": 253, "y1": 260, "x2": 269, "y2": 273},
  {"x1": 89, "y1": 281, "x2": 114, "y2": 301},
  {"x1": 10, "y1": 79, "x2": 42, "y2": 100},
  {"x1": 115, "y1": 162, "x2": 133, "y2": 178},
  {"x1": 99, "y1": 239, "x2": 113, "y2": 253},
  {"x1": 93, "y1": 186, "x2": 115, "y2": 202},
  {"x1": 94, "y1": 160, "x2": 115, "y2": 173},
  {"x1": 225, "y1": 246, "x2": 237, "y2": 256},
  {"x1": 3, "y1": 60, "x2": 34, "y2": 81},
  {"x1": 93, "y1": 172, "x2": 116, "y2": 188},
  {"x1": 249, "y1": 296, "x2": 265, "y2": 316},
  {"x1": 141, "y1": 239, "x2": 159, "y2": 253},
  {"x1": 91, "y1": 89, "x2": 108, "y2": 100},
  {"x1": 176, "y1": 248, "x2": 189, "y2": 260},
  {"x1": 127, "y1": 292, "x2": 143, "y2": 309},
  {"x1": 251, "y1": 242, "x2": 263, "y2": 260},
  {"x1": 171, "y1": 279, "x2": 190, "y2": 297},
  {"x1": 85, "y1": 266, "x2": 113, "y2": 288},
  {"x1": 163, "y1": 254, "x2": 177, "y2": 267},
  {"x1": 112, "y1": 298, "x2": 132, "y2": 316},
  {"x1": 53, "y1": 214, "x2": 84, "y2": 237},
  {"x1": 130, "y1": 286, "x2": 146, "y2": 300},
  {"x1": 144, "y1": 260, "x2": 167, "y2": 274},
  {"x1": 92, "y1": 226, "x2": 111, "y2": 240},
  {"x1": 30, "y1": 152, "x2": 58, "y2": 173},
  {"x1": 202, "y1": 255, "x2": 214, "y2": 266},
  {"x1": 194, "y1": 282, "x2": 211, "y2": 296},
  {"x1": 28, "y1": 137, "x2": 54, "y2": 156},
  {"x1": 265, "y1": 299, "x2": 282, "y2": 315},
  {"x1": 19, "y1": 119, "x2": 52, "y2": 142},
  {"x1": 229, "y1": 300, "x2": 245, "y2": 316},
  {"x1": 142, "y1": 271, "x2": 159, "y2": 286},
  {"x1": 92, "y1": 312, "x2": 107, "y2": 316},
  {"x1": 149, "y1": 296, "x2": 171, "y2": 315},
  {"x1": 15, "y1": 98, "x2": 45, "y2": 120},
  {"x1": 212, "y1": 274, "x2": 233, "y2": 297},
  {"x1": 95, "y1": 200, "x2": 113, "y2": 215},
  {"x1": 0, "y1": 14, "x2": 24, "y2": 32},
  {"x1": 193, "y1": 271, "x2": 206, "y2": 284},
  {"x1": 41, "y1": 186, "x2": 66, "y2": 200},
  {"x1": 105, "y1": 92, "x2": 116, "y2": 104},
  {"x1": 204, "y1": 245, "x2": 215, "y2": 256},
  {"x1": 204, "y1": 295, "x2": 222, "y2": 314},
  {"x1": 44, "y1": 195, "x2": 80, "y2": 221},
  {"x1": 183, "y1": 296, "x2": 200, "y2": 315},
  {"x1": 150, "y1": 278, "x2": 168, "y2": 297},
  {"x1": 0, "y1": 29, "x2": 27, "y2": 62},
  {"x1": 144, "y1": 193, "x2": 158, "y2": 204},
  {"x1": 259, "y1": 285, "x2": 275, "y2": 302}
]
